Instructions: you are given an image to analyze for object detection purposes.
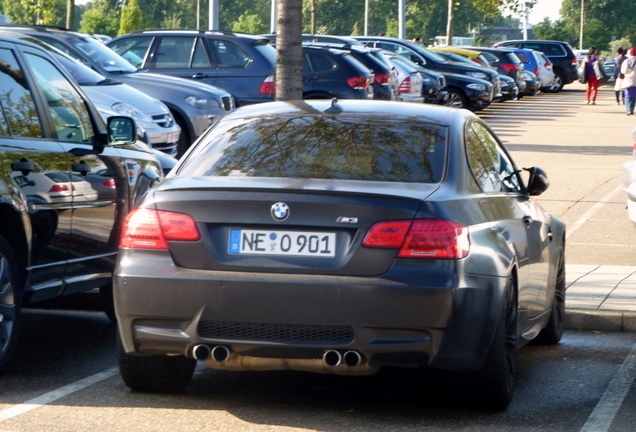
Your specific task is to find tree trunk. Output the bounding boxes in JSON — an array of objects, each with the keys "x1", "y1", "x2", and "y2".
[
  {"x1": 276, "y1": 0, "x2": 303, "y2": 101},
  {"x1": 66, "y1": 0, "x2": 74, "y2": 30},
  {"x1": 446, "y1": 0, "x2": 454, "y2": 46}
]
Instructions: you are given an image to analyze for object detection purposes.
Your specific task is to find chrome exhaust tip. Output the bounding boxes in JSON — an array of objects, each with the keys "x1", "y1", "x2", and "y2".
[
  {"x1": 211, "y1": 345, "x2": 231, "y2": 363},
  {"x1": 323, "y1": 350, "x2": 342, "y2": 367},
  {"x1": 192, "y1": 344, "x2": 211, "y2": 361},
  {"x1": 343, "y1": 350, "x2": 362, "y2": 367}
]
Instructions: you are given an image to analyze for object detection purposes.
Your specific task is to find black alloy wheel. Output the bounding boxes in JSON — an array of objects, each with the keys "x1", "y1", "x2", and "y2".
[
  {"x1": 0, "y1": 236, "x2": 21, "y2": 370},
  {"x1": 445, "y1": 89, "x2": 468, "y2": 109}
]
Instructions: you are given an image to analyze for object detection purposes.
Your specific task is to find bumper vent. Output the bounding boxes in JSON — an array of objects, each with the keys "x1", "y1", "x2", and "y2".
[{"x1": 198, "y1": 321, "x2": 354, "y2": 345}]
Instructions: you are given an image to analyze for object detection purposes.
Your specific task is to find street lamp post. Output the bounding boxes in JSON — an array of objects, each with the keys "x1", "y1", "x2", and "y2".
[{"x1": 579, "y1": 0, "x2": 584, "y2": 50}]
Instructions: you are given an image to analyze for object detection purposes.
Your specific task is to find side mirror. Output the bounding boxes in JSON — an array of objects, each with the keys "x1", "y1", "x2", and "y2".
[
  {"x1": 108, "y1": 116, "x2": 137, "y2": 145},
  {"x1": 524, "y1": 166, "x2": 549, "y2": 196}
]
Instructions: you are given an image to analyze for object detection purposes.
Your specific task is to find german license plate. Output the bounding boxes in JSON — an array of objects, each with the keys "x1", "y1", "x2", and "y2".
[{"x1": 229, "y1": 229, "x2": 336, "y2": 257}]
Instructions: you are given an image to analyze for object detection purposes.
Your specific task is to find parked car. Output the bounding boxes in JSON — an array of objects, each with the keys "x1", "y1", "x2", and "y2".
[
  {"x1": 107, "y1": 29, "x2": 276, "y2": 109},
  {"x1": 427, "y1": 49, "x2": 503, "y2": 101},
  {"x1": 301, "y1": 42, "x2": 398, "y2": 100},
  {"x1": 464, "y1": 47, "x2": 526, "y2": 95},
  {"x1": 114, "y1": 99, "x2": 565, "y2": 410},
  {"x1": 384, "y1": 54, "x2": 424, "y2": 103},
  {"x1": 493, "y1": 40, "x2": 579, "y2": 92},
  {"x1": 430, "y1": 46, "x2": 493, "y2": 68},
  {"x1": 522, "y1": 70, "x2": 540, "y2": 96},
  {"x1": 532, "y1": 51, "x2": 557, "y2": 92},
  {"x1": 2, "y1": 31, "x2": 183, "y2": 155},
  {"x1": 354, "y1": 36, "x2": 501, "y2": 94},
  {"x1": 0, "y1": 25, "x2": 235, "y2": 156},
  {"x1": 498, "y1": 74, "x2": 519, "y2": 102},
  {"x1": 0, "y1": 34, "x2": 164, "y2": 369},
  {"x1": 300, "y1": 45, "x2": 374, "y2": 100},
  {"x1": 384, "y1": 52, "x2": 448, "y2": 105}
]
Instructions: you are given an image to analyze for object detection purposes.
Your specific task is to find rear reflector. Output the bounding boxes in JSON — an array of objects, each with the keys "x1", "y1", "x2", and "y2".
[
  {"x1": 363, "y1": 219, "x2": 469, "y2": 259},
  {"x1": 120, "y1": 208, "x2": 200, "y2": 249}
]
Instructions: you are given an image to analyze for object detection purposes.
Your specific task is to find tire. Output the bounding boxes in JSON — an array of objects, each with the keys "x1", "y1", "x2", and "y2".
[
  {"x1": 0, "y1": 236, "x2": 21, "y2": 370},
  {"x1": 117, "y1": 332, "x2": 196, "y2": 392},
  {"x1": 173, "y1": 113, "x2": 191, "y2": 158},
  {"x1": 474, "y1": 275, "x2": 517, "y2": 410},
  {"x1": 543, "y1": 72, "x2": 564, "y2": 93},
  {"x1": 445, "y1": 89, "x2": 469, "y2": 109},
  {"x1": 533, "y1": 250, "x2": 565, "y2": 345}
]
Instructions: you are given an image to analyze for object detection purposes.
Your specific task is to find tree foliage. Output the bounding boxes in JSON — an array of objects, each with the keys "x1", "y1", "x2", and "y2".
[{"x1": 118, "y1": 0, "x2": 144, "y2": 35}]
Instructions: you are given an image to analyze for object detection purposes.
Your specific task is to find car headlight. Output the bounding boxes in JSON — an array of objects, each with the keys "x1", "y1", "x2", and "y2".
[
  {"x1": 467, "y1": 83, "x2": 486, "y2": 92},
  {"x1": 112, "y1": 102, "x2": 145, "y2": 121},
  {"x1": 467, "y1": 72, "x2": 488, "y2": 80},
  {"x1": 185, "y1": 96, "x2": 220, "y2": 110}
]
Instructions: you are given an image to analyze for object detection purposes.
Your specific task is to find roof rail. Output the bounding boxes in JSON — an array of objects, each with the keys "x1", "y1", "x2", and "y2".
[{"x1": 0, "y1": 24, "x2": 69, "y2": 32}]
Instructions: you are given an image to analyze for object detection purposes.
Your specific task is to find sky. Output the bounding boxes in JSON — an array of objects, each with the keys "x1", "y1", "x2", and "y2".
[{"x1": 528, "y1": 0, "x2": 563, "y2": 25}]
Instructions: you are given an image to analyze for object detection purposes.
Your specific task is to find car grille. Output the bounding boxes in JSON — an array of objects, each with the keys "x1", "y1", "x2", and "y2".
[
  {"x1": 198, "y1": 321, "x2": 354, "y2": 345},
  {"x1": 152, "y1": 113, "x2": 174, "y2": 128}
]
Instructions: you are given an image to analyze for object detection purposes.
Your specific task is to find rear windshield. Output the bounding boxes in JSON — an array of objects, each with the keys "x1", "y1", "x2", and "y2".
[{"x1": 178, "y1": 114, "x2": 448, "y2": 183}]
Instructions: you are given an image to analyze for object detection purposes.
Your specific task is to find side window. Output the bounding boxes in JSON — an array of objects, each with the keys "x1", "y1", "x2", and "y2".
[
  {"x1": 482, "y1": 52, "x2": 498, "y2": 64},
  {"x1": 155, "y1": 36, "x2": 195, "y2": 68},
  {"x1": 0, "y1": 47, "x2": 43, "y2": 137},
  {"x1": 23, "y1": 53, "x2": 95, "y2": 143},
  {"x1": 546, "y1": 44, "x2": 565, "y2": 56},
  {"x1": 192, "y1": 38, "x2": 211, "y2": 68},
  {"x1": 308, "y1": 53, "x2": 334, "y2": 72},
  {"x1": 466, "y1": 122, "x2": 521, "y2": 193},
  {"x1": 208, "y1": 39, "x2": 250, "y2": 68},
  {"x1": 108, "y1": 36, "x2": 153, "y2": 68}
]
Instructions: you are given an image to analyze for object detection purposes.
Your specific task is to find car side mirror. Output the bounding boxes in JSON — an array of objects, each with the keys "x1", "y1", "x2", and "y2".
[
  {"x1": 108, "y1": 116, "x2": 138, "y2": 145},
  {"x1": 524, "y1": 166, "x2": 549, "y2": 196}
]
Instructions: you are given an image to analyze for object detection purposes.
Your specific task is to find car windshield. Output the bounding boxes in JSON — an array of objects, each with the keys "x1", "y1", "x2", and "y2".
[
  {"x1": 179, "y1": 114, "x2": 448, "y2": 183},
  {"x1": 67, "y1": 36, "x2": 138, "y2": 73}
]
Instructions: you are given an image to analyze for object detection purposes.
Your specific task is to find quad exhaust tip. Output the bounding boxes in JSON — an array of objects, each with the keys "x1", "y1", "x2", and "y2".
[
  {"x1": 323, "y1": 350, "x2": 342, "y2": 367},
  {"x1": 193, "y1": 345, "x2": 231, "y2": 363},
  {"x1": 343, "y1": 350, "x2": 362, "y2": 367},
  {"x1": 323, "y1": 350, "x2": 363, "y2": 368}
]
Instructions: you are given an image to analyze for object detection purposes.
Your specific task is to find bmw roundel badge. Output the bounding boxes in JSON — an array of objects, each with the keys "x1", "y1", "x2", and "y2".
[{"x1": 271, "y1": 202, "x2": 290, "y2": 221}]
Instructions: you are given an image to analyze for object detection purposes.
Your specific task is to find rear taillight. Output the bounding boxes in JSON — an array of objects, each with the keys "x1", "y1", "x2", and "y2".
[
  {"x1": 120, "y1": 208, "x2": 200, "y2": 249},
  {"x1": 500, "y1": 64, "x2": 519, "y2": 73},
  {"x1": 347, "y1": 75, "x2": 369, "y2": 90},
  {"x1": 398, "y1": 77, "x2": 412, "y2": 93},
  {"x1": 534, "y1": 66, "x2": 539, "y2": 76},
  {"x1": 545, "y1": 62, "x2": 552, "y2": 71},
  {"x1": 259, "y1": 75, "x2": 276, "y2": 94},
  {"x1": 375, "y1": 71, "x2": 391, "y2": 85},
  {"x1": 571, "y1": 57, "x2": 578, "y2": 65},
  {"x1": 362, "y1": 219, "x2": 469, "y2": 259},
  {"x1": 103, "y1": 179, "x2": 116, "y2": 187},
  {"x1": 49, "y1": 184, "x2": 69, "y2": 193}
]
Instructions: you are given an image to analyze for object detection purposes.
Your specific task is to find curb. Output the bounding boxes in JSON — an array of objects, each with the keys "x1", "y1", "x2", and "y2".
[{"x1": 565, "y1": 309, "x2": 636, "y2": 332}]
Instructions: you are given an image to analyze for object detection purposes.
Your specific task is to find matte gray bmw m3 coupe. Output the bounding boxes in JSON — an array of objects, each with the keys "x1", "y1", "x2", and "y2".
[{"x1": 114, "y1": 99, "x2": 566, "y2": 409}]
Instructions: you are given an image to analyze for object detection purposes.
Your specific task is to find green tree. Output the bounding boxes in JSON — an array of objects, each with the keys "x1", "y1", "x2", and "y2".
[
  {"x1": 118, "y1": 0, "x2": 144, "y2": 35},
  {"x1": 3, "y1": 0, "x2": 66, "y2": 26},
  {"x1": 232, "y1": 14, "x2": 268, "y2": 35},
  {"x1": 532, "y1": 18, "x2": 576, "y2": 46},
  {"x1": 80, "y1": 0, "x2": 119, "y2": 36}
]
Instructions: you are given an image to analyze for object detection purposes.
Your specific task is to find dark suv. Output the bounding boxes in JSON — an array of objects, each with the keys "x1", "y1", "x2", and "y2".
[
  {"x1": 0, "y1": 35, "x2": 163, "y2": 369},
  {"x1": 493, "y1": 40, "x2": 578, "y2": 92},
  {"x1": 107, "y1": 30, "x2": 277, "y2": 107}
]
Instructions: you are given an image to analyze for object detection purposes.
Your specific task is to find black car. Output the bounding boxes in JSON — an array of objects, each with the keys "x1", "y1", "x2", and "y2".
[
  {"x1": 522, "y1": 70, "x2": 540, "y2": 96},
  {"x1": 114, "y1": 99, "x2": 566, "y2": 410},
  {"x1": 0, "y1": 34, "x2": 164, "y2": 369},
  {"x1": 353, "y1": 36, "x2": 501, "y2": 94},
  {"x1": 493, "y1": 40, "x2": 579, "y2": 92},
  {"x1": 107, "y1": 29, "x2": 277, "y2": 108},
  {"x1": 498, "y1": 74, "x2": 519, "y2": 102},
  {"x1": 302, "y1": 42, "x2": 398, "y2": 100}
]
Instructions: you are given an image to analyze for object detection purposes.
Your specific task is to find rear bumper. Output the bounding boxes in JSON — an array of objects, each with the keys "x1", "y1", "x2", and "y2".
[{"x1": 115, "y1": 249, "x2": 507, "y2": 374}]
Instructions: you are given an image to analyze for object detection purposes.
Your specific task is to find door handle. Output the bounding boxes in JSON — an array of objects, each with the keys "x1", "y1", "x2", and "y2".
[
  {"x1": 72, "y1": 160, "x2": 91, "y2": 176},
  {"x1": 191, "y1": 73, "x2": 210, "y2": 79},
  {"x1": 11, "y1": 157, "x2": 35, "y2": 175}
]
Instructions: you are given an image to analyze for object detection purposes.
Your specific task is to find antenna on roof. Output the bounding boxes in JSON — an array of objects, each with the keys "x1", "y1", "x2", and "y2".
[{"x1": 323, "y1": 98, "x2": 343, "y2": 113}]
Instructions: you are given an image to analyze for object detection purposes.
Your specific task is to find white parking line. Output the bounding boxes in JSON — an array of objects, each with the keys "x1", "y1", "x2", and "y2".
[
  {"x1": 580, "y1": 342, "x2": 636, "y2": 432},
  {"x1": 566, "y1": 184, "x2": 624, "y2": 240},
  {"x1": 0, "y1": 367, "x2": 117, "y2": 423}
]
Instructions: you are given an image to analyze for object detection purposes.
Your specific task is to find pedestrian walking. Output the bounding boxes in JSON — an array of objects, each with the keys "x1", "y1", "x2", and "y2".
[
  {"x1": 614, "y1": 47, "x2": 628, "y2": 104},
  {"x1": 621, "y1": 47, "x2": 636, "y2": 115},
  {"x1": 583, "y1": 47, "x2": 603, "y2": 104}
]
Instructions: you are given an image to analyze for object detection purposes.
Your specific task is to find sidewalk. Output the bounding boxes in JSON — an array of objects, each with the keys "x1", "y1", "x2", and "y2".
[{"x1": 566, "y1": 265, "x2": 636, "y2": 332}]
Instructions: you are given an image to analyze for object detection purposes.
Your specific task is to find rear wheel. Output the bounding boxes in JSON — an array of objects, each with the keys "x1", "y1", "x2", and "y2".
[
  {"x1": 533, "y1": 250, "x2": 565, "y2": 345},
  {"x1": 543, "y1": 72, "x2": 564, "y2": 93},
  {"x1": 0, "y1": 236, "x2": 21, "y2": 370},
  {"x1": 118, "y1": 333, "x2": 196, "y2": 392},
  {"x1": 474, "y1": 275, "x2": 517, "y2": 410},
  {"x1": 445, "y1": 89, "x2": 468, "y2": 109}
]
